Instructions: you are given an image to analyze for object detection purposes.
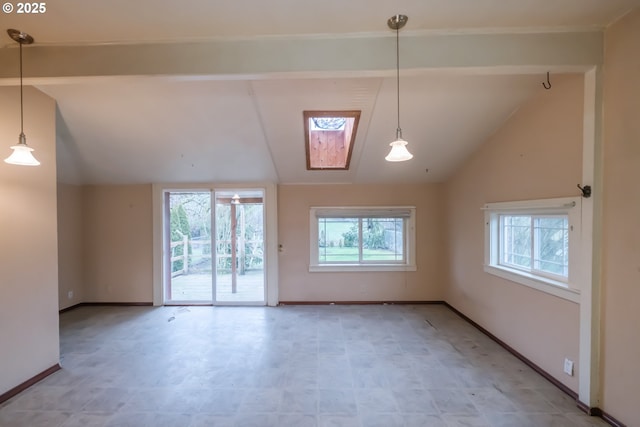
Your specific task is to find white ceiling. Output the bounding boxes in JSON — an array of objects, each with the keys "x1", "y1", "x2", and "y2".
[
  {"x1": 2, "y1": 0, "x2": 636, "y2": 185},
  {"x1": 2, "y1": 0, "x2": 636, "y2": 44},
  {"x1": 44, "y1": 73, "x2": 543, "y2": 184}
]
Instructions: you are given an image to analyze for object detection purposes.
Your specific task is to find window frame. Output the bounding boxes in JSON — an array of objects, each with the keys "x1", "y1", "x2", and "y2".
[
  {"x1": 484, "y1": 197, "x2": 582, "y2": 303},
  {"x1": 309, "y1": 206, "x2": 417, "y2": 272}
]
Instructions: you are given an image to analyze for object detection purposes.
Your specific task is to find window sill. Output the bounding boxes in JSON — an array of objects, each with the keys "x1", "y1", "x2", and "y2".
[
  {"x1": 310, "y1": 264, "x2": 417, "y2": 273},
  {"x1": 484, "y1": 264, "x2": 580, "y2": 303}
]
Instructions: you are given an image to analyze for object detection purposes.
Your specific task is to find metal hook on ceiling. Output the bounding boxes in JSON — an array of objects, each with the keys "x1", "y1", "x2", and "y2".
[{"x1": 542, "y1": 71, "x2": 552, "y2": 90}]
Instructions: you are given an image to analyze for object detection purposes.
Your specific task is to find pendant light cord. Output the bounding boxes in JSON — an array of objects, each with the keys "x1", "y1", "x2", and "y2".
[
  {"x1": 19, "y1": 40, "x2": 24, "y2": 136},
  {"x1": 395, "y1": 23, "x2": 401, "y2": 138}
]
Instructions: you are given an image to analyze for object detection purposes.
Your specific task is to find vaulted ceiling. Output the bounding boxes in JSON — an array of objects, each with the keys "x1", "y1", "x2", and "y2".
[{"x1": 0, "y1": 0, "x2": 636, "y2": 185}]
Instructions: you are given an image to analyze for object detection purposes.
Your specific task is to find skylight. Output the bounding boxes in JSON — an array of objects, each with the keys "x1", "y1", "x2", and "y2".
[{"x1": 304, "y1": 110, "x2": 360, "y2": 170}]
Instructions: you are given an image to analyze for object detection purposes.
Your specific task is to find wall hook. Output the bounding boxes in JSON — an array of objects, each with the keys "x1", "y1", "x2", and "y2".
[
  {"x1": 577, "y1": 184, "x2": 591, "y2": 198},
  {"x1": 542, "y1": 71, "x2": 552, "y2": 90}
]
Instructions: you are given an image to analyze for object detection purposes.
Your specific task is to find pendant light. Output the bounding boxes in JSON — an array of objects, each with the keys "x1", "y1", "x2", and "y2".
[
  {"x1": 385, "y1": 15, "x2": 413, "y2": 162},
  {"x1": 4, "y1": 29, "x2": 40, "y2": 166}
]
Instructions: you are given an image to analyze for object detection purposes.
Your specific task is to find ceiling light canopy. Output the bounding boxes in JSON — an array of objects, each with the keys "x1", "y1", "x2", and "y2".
[
  {"x1": 4, "y1": 29, "x2": 40, "y2": 167},
  {"x1": 385, "y1": 15, "x2": 413, "y2": 163}
]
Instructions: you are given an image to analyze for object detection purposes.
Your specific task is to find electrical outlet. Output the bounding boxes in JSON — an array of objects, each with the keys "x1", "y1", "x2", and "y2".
[
  {"x1": 563, "y1": 358, "x2": 574, "y2": 376},
  {"x1": 67, "y1": 290, "x2": 74, "y2": 300}
]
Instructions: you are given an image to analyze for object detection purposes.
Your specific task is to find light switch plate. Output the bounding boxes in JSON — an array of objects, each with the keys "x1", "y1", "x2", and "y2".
[{"x1": 563, "y1": 358, "x2": 574, "y2": 376}]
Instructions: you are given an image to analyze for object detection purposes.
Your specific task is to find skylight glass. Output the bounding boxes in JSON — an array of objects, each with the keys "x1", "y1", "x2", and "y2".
[{"x1": 311, "y1": 117, "x2": 346, "y2": 131}]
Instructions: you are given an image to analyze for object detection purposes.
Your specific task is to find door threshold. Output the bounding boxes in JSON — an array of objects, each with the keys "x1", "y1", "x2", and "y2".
[{"x1": 164, "y1": 302, "x2": 213, "y2": 306}]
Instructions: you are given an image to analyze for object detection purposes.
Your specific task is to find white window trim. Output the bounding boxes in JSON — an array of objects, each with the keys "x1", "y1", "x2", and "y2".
[
  {"x1": 309, "y1": 206, "x2": 417, "y2": 272},
  {"x1": 483, "y1": 197, "x2": 582, "y2": 303}
]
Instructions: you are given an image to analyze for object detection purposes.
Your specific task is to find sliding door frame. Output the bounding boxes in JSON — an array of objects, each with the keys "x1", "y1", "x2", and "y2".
[{"x1": 152, "y1": 182, "x2": 278, "y2": 306}]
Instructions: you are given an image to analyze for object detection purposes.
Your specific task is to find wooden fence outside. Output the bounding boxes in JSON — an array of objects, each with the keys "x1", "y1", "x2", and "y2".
[{"x1": 171, "y1": 237, "x2": 263, "y2": 277}]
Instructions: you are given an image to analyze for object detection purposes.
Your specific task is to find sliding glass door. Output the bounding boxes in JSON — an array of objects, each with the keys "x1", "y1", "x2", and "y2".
[
  {"x1": 214, "y1": 190, "x2": 265, "y2": 304},
  {"x1": 163, "y1": 189, "x2": 265, "y2": 305},
  {"x1": 164, "y1": 191, "x2": 213, "y2": 303}
]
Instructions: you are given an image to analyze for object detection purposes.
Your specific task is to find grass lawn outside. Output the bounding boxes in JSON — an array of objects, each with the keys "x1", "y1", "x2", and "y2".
[{"x1": 319, "y1": 246, "x2": 402, "y2": 262}]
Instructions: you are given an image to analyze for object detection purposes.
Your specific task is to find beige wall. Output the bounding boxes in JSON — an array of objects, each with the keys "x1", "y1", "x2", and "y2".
[
  {"x1": 83, "y1": 184, "x2": 153, "y2": 303},
  {"x1": 278, "y1": 183, "x2": 446, "y2": 302},
  {"x1": 600, "y1": 8, "x2": 640, "y2": 425},
  {"x1": 0, "y1": 87, "x2": 60, "y2": 395},
  {"x1": 57, "y1": 183, "x2": 84, "y2": 310},
  {"x1": 444, "y1": 74, "x2": 585, "y2": 391}
]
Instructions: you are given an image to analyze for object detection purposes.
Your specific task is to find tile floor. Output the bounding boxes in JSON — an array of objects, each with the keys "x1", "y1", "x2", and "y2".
[{"x1": 0, "y1": 304, "x2": 608, "y2": 427}]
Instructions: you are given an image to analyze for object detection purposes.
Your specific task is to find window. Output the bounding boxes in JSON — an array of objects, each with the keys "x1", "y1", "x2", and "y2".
[
  {"x1": 303, "y1": 111, "x2": 360, "y2": 170},
  {"x1": 484, "y1": 197, "x2": 581, "y2": 302},
  {"x1": 499, "y1": 215, "x2": 569, "y2": 279},
  {"x1": 310, "y1": 207, "x2": 416, "y2": 272}
]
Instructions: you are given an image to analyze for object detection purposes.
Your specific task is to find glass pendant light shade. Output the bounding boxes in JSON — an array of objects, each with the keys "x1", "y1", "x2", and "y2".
[
  {"x1": 5, "y1": 133, "x2": 40, "y2": 166},
  {"x1": 385, "y1": 137, "x2": 413, "y2": 162}
]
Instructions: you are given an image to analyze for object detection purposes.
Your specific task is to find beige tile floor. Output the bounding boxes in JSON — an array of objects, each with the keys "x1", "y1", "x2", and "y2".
[{"x1": 0, "y1": 304, "x2": 608, "y2": 427}]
